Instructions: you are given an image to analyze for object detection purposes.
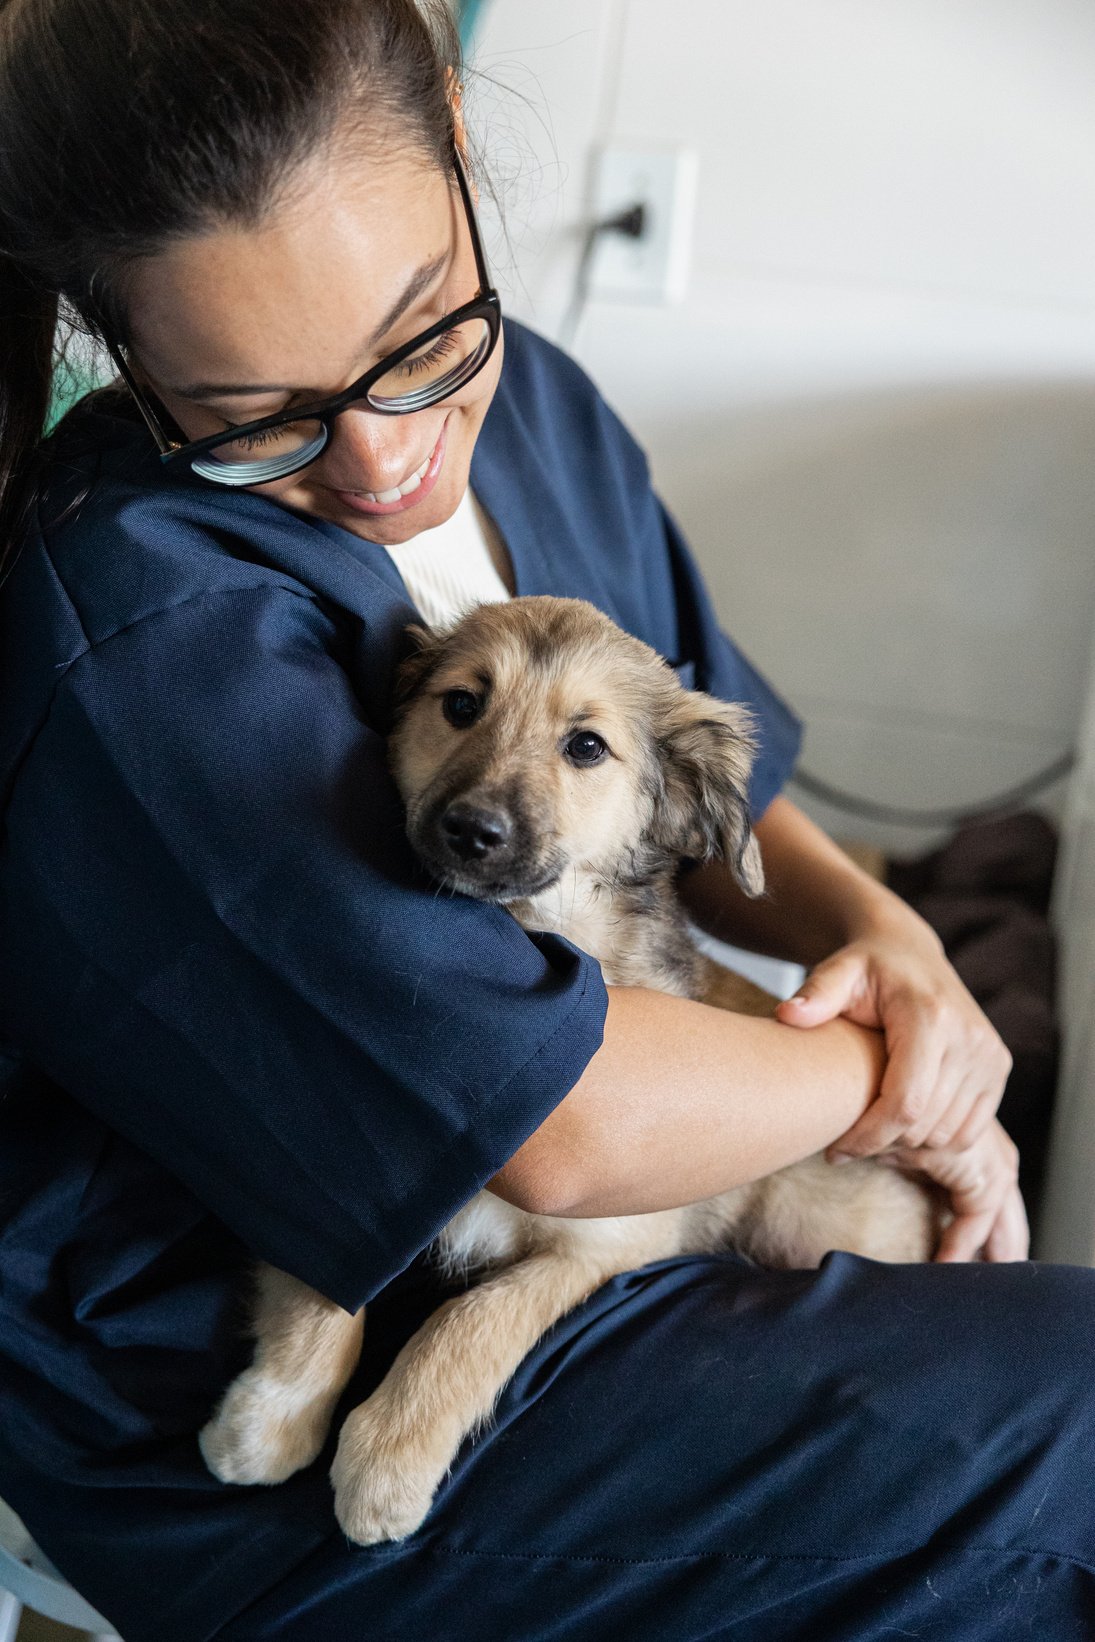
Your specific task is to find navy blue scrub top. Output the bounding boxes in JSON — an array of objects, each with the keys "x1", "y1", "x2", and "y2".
[{"x1": 0, "y1": 321, "x2": 801, "y2": 1639}]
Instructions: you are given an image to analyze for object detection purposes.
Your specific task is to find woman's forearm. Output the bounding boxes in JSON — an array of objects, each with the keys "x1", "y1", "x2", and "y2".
[
  {"x1": 678, "y1": 794, "x2": 936, "y2": 967},
  {"x1": 489, "y1": 985, "x2": 885, "y2": 1218}
]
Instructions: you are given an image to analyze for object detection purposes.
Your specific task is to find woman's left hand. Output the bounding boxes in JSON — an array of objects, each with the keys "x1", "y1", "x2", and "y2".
[
  {"x1": 775, "y1": 907, "x2": 1014, "y2": 1160},
  {"x1": 881, "y1": 1118, "x2": 1028, "y2": 1262}
]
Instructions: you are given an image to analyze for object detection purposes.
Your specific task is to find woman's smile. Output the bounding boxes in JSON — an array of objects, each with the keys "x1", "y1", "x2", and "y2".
[{"x1": 331, "y1": 416, "x2": 449, "y2": 517}]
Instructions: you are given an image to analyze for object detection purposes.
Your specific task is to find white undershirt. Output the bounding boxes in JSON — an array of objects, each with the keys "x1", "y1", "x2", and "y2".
[{"x1": 383, "y1": 488, "x2": 513, "y2": 630}]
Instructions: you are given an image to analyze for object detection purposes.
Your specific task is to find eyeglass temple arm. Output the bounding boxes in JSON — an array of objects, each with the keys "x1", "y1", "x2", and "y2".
[
  {"x1": 102, "y1": 336, "x2": 180, "y2": 454},
  {"x1": 452, "y1": 147, "x2": 494, "y2": 299}
]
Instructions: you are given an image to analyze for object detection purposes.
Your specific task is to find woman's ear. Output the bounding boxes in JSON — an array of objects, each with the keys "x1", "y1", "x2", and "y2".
[
  {"x1": 447, "y1": 68, "x2": 470, "y2": 171},
  {"x1": 650, "y1": 690, "x2": 766, "y2": 897}
]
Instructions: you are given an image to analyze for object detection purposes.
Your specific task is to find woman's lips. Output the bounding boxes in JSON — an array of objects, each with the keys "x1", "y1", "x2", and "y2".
[{"x1": 333, "y1": 421, "x2": 448, "y2": 518}]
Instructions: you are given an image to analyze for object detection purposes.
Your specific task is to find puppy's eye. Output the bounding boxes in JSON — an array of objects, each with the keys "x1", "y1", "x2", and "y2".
[
  {"x1": 565, "y1": 731, "x2": 608, "y2": 766},
  {"x1": 442, "y1": 689, "x2": 481, "y2": 729}
]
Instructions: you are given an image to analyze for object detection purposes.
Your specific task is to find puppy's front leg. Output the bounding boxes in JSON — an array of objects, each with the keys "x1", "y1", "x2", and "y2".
[
  {"x1": 331, "y1": 1238, "x2": 670, "y2": 1546},
  {"x1": 200, "y1": 1264, "x2": 364, "y2": 1485}
]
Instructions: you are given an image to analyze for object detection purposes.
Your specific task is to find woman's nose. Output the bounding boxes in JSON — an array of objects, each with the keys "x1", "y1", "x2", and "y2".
[{"x1": 320, "y1": 405, "x2": 441, "y2": 496}]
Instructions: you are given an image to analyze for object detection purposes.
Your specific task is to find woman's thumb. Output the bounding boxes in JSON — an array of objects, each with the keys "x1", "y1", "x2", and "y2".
[{"x1": 776, "y1": 953, "x2": 860, "y2": 1028}]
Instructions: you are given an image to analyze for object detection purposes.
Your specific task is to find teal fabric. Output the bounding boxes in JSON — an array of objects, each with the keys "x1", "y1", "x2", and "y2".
[
  {"x1": 45, "y1": 356, "x2": 105, "y2": 434},
  {"x1": 457, "y1": 0, "x2": 486, "y2": 47}
]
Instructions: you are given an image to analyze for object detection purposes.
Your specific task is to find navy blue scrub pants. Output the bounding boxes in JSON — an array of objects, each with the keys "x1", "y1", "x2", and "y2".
[{"x1": 214, "y1": 1252, "x2": 1095, "y2": 1640}]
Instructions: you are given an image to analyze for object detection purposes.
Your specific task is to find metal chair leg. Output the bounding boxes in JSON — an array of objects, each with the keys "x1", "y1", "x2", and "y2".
[{"x1": 0, "y1": 1587, "x2": 23, "y2": 1642}]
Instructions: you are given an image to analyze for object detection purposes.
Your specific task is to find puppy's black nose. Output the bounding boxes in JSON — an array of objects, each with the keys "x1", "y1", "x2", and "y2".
[{"x1": 441, "y1": 803, "x2": 512, "y2": 861}]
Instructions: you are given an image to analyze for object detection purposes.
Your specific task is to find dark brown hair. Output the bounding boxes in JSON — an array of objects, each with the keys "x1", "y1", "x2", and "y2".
[{"x1": 0, "y1": 0, "x2": 462, "y2": 559}]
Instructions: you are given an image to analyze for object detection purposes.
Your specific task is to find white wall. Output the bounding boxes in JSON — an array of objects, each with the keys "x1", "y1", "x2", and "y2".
[{"x1": 467, "y1": 0, "x2": 1095, "y2": 854}]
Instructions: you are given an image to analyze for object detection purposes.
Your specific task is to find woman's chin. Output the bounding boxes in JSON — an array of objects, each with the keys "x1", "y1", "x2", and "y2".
[
  {"x1": 358, "y1": 480, "x2": 463, "y2": 543},
  {"x1": 279, "y1": 470, "x2": 463, "y2": 544}
]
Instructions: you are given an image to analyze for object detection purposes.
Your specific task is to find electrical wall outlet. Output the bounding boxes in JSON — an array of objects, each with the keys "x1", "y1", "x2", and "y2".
[{"x1": 587, "y1": 145, "x2": 699, "y2": 304}]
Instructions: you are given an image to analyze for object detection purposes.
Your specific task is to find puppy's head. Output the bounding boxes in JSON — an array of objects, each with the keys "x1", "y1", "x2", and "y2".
[{"x1": 389, "y1": 597, "x2": 765, "y2": 904}]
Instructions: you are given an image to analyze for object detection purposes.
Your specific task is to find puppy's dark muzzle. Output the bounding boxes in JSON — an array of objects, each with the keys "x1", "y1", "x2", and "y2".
[
  {"x1": 409, "y1": 784, "x2": 561, "y2": 902},
  {"x1": 440, "y1": 802, "x2": 512, "y2": 862}
]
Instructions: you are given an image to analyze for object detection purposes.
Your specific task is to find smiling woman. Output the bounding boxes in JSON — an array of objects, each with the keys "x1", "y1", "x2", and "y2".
[
  {"x1": 1, "y1": 3, "x2": 1094, "y2": 1641},
  {"x1": 109, "y1": 147, "x2": 502, "y2": 510}
]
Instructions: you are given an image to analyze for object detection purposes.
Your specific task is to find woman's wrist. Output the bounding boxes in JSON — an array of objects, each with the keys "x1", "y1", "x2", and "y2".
[{"x1": 837, "y1": 879, "x2": 944, "y2": 959}]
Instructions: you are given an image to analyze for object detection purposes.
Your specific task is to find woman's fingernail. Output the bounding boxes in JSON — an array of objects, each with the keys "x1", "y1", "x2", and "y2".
[{"x1": 827, "y1": 1150, "x2": 853, "y2": 1166}]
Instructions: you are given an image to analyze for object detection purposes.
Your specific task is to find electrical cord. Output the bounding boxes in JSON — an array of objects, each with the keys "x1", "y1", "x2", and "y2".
[
  {"x1": 557, "y1": 202, "x2": 646, "y2": 352},
  {"x1": 789, "y1": 750, "x2": 1075, "y2": 827}
]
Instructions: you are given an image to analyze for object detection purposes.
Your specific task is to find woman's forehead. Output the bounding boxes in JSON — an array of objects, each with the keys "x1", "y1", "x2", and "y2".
[{"x1": 124, "y1": 148, "x2": 456, "y2": 401}]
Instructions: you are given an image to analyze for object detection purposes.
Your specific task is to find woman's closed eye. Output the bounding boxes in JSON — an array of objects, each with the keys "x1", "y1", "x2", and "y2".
[
  {"x1": 223, "y1": 419, "x2": 313, "y2": 450},
  {"x1": 395, "y1": 329, "x2": 461, "y2": 378}
]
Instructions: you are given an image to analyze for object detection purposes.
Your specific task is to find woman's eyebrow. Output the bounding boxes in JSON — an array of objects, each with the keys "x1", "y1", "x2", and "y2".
[
  {"x1": 167, "y1": 250, "x2": 451, "y2": 401},
  {"x1": 366, "y1": 249, "x2": 450, "y2": 351}
]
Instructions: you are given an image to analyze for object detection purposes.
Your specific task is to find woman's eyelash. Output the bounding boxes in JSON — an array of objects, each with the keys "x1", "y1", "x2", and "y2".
[
  {"x1": 221, "y1": 420, "x2": 306, "y2": 450},
  {"x1": 230, "y1": 426, "x2": 275, "y2": 449},
  {"x1": 395, "y1": 330, "x2": 460, "y2": 378}
]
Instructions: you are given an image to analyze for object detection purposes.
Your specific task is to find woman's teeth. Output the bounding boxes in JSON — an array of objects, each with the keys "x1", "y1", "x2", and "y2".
[{"x1": 359, "y1": 453, "x2": 431, "y2": 505}]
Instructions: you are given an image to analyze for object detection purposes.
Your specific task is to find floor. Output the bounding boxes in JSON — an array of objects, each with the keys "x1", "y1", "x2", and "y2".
[{"x1": 16, "y1": 1617, "x2": 86, "y2": 1641}]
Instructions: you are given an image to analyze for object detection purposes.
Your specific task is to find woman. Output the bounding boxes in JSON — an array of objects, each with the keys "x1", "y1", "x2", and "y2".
[{"x1": 0, "y1": 2, "x2": 1090, "y2": 1638}]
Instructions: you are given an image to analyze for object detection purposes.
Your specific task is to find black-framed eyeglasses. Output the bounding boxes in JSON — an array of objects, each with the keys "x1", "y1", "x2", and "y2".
[{"x1": 103, "y1": 150, "x2": 502, "y2": 487}]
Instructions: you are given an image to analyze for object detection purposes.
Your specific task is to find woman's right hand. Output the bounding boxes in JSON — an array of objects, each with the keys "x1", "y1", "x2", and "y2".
[{"x1": 880, "y1": 1118, "x2": 1028, "y2": 1264}]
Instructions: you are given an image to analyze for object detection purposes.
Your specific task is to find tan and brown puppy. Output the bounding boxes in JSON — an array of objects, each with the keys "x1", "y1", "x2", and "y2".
[{"x1": 199, "y1": 597, "x2": 936, "y2": 1547}]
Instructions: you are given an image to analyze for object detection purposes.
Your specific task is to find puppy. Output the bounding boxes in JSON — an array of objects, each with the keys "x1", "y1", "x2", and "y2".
[{"x1": 199, "y1": 596, "x2": 937, "y2": 1545}]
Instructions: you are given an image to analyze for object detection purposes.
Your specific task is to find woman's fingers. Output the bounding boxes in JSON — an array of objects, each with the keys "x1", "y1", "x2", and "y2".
[
  {"x1": 983, "y1": 1185, "x2": 1031, "y2": 1263},
  {"x1": 934, "y1": 1186, "x2": 1028, "y2": 1264},
  {"x1": 888, "y1": 1119, "x2": 1025, "y2": 1263},
  {"x1": 778, "y1": 928, "x2": 1027, "y2": 1262},
  {"x1": 879, "y1": 1028, "x2": 1010, "y2": 1157},
  {"x1": 905, "y1": 1052, "x2": 1005, "y2": 1152},
  {"x1": 780, "y1": 937, "x2": 1014, "y2": 1160},
  {"x1": 941, "y1": 1085, "x2": 1002, "y2": 1155},
  {"x1": 934, "y1": 1207, "x2": 998, "y2": 1264},
  {"x1": 827, "y1": 1015, "x2": 945, "y2": 1160}
]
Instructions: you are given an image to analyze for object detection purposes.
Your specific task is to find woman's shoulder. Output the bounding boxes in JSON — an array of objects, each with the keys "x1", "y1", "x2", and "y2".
[
  {"x1": 0, "y1": 394, "x2": 418, "y2": 810},
  {"x1": 489, "y1": 318, "x2": 650, "y2": 482},
  {"x1": 9, "y1": 387, "x2": 417, "y2": 672},
  {"x1": 31, "y1": 391, "x2": 339, "y2": 648}
]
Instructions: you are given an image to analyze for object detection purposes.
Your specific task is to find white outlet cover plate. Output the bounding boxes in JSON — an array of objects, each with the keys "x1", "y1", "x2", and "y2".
[{"x1": 587, "y1": 145, "x2": 699, "y2": 305}]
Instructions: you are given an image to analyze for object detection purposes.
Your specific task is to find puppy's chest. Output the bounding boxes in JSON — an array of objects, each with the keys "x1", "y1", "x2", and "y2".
[
  {"x1": 439, "y1": 874, "x2": 701, "y2": 1276},
  {"x1": 511, "y1": 872, "x2": 700, "y2": 997}
]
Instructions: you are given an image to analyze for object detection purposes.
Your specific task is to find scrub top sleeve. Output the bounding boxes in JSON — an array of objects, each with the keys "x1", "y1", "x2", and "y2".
[
  {"x1": 645, "y1": 483, "x2": 803, "y2": 821},
  {"x1": 3, "y1": 584, "x2": 607, "y2": 1312}
]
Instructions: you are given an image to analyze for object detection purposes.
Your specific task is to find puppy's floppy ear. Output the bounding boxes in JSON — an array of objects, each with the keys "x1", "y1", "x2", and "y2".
[
  {"x1": 650, "y1": 690, "x2": 766, "y2": 897},
  {"x1": 392, "y1": 622, "x2": 446, "y2": 710}
]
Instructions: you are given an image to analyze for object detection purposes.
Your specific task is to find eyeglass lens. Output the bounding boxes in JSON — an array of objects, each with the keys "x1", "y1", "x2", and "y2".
[{"x1": 190, "y1": 315, "x2": 494, "y2": 484}]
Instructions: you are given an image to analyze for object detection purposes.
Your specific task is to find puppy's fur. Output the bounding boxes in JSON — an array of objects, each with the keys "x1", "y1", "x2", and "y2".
[{"x1": 199, "y1": 597, "x2": 937, "y2": 1544}]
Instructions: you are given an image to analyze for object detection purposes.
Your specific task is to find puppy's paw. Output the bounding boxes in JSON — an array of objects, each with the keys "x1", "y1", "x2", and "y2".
[
  {"x1": 199, "y1": 1368, "x2": 337, "y2": 1485},
  {"x1": 330, "y1": 1398, "x2": 450, "y2": 1545}
]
